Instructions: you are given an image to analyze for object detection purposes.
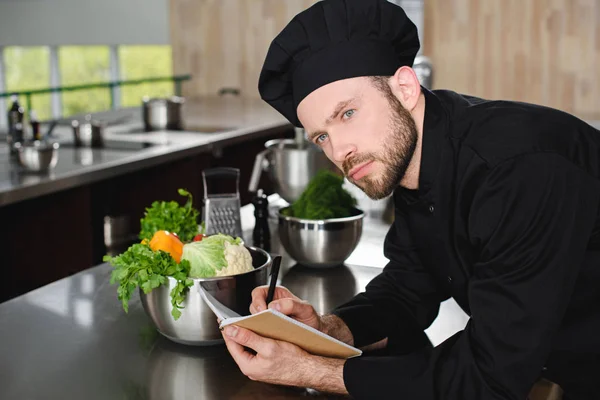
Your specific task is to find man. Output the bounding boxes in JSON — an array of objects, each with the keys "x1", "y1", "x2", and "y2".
[{"x1": 221, "y1": 0, "x2": 600, "y2": 398}]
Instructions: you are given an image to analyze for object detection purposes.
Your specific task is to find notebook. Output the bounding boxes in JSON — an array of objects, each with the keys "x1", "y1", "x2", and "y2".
[{"x1": 199, "y1": 286, "x2": 362, "y2": 359}]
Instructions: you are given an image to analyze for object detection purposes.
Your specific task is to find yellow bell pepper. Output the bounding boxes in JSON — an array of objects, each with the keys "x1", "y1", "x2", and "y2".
[{"x1": 148, "y1": 230, "x2": 184, "y2": 263}]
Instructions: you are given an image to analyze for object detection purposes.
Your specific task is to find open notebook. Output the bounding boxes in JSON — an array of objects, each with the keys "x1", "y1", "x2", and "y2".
[{"x1": 199, "y1": 286, "x2": 362, "y2": 359}]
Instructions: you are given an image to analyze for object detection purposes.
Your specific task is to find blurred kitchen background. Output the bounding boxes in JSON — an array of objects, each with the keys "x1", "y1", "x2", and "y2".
[{"x1": 0, "y1": 0, "x2": 599, "y2": 331}]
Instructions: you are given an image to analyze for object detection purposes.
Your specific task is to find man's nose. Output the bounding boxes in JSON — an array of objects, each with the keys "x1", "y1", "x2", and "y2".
[{"x1": 331, "y1": 134, "x2": 356, "y2": 163}]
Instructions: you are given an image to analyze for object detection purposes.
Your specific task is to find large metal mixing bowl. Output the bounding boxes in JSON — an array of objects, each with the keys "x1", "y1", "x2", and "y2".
[
  {"x1": 140, "y1": 246, "x2": 272, "y2": 346},
  {"x1": 278, "y1": 207, "x2": 364, "y2": 268},
  {"x1": 248, "y1": 138, "x2": 336, "y2": 203}
]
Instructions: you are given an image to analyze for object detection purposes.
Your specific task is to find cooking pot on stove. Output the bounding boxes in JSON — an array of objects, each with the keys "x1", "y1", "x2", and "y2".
[
  {"x1": 71, "y1": 115, "x2": 105, "y2": 147},
  {"x1": 248, "y1": 129, "x2": 336, "y2": 203},
  {"x1": 142, "y1": 96, "x2": 184, "y2": 131}
]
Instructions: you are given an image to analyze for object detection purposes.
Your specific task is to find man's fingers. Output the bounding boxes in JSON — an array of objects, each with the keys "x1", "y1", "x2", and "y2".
[
  {"x1": 223, "y1": 332, "x2": 254, "y2": 366},
  {"x1": 269, "y1": 298, "x2": 310, "y2": 318},
  {"x1": 250, "y1": 286, "x2": 269, "y2": 313},
  {"x1": 250, "y1": 286, "x2": 301, "y2": 314},
  {"x1": 223, "y1": 325, "x2": 274, "y2": 356}
]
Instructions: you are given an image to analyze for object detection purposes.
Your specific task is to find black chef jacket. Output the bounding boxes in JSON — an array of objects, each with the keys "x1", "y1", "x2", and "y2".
[{"x1": 332, "y1": 88, "x2": 600, "y2": 400}]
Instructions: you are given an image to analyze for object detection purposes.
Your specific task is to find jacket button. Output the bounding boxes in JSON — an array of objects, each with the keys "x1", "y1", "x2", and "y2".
[
  {"x1": 429, "y1": 204, "x2": 435, "y2": 213},
  {"x1": 447, "y1": 276, "x2": 453, "y2": 283}
]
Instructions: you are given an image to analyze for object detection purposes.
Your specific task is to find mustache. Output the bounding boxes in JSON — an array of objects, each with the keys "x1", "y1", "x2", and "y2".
[{"x1": 343, "y1": 153, "x2": 379, "y2": 176}]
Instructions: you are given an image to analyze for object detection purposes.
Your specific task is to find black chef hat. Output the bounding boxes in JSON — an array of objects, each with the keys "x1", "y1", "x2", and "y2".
[{"x1": 258, "y1": 0, "x2": 420, "y2": 127}]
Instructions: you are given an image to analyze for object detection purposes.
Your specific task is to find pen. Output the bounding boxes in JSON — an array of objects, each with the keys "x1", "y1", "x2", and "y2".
[{"x1": 266, "y1": 255, "x2": 282, "y2": 305}]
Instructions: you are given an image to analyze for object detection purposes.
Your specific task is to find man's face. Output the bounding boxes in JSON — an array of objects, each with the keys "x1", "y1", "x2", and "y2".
[{"x1": 297, "y1": 76, "x2": 418, "y2": 200}]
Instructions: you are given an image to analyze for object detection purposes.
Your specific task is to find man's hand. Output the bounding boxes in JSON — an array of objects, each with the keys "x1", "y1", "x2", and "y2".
[
  {"x1": 250, "y1": 285, "x2": 321, "y2": 331},
  {"x1": 222, "y1": 324, "x2": 348, "y2": 395},
  {"x1": 250, "y1": 285, "x2": 356, "y2": 346}
]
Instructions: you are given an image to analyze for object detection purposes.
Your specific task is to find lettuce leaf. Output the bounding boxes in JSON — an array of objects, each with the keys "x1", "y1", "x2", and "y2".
[{"x1": 182, "y1": 234, "x2": 242, "y2": 278}]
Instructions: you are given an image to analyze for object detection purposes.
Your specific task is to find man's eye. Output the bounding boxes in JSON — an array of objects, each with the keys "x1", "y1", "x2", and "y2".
[
  {"x1": 343, "y1": 109, "x2": 355, "y2": 119},
  {"x1": 316, "y1": 133, "x2": 328, "y2": 143}
]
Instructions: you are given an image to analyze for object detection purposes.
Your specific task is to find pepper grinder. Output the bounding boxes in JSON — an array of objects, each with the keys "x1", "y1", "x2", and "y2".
[{"x1": 252, "y1": 188, "x2": 271, "y2": 252}]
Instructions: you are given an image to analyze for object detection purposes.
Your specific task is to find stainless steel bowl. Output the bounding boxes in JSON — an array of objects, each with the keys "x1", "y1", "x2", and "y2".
[
  {"x1": 13, "y1": 140, "x2": 59, "y2": 172},
  {"x1": 248, "y1": 138, "x2": 336, "y2": 203},
  {"x1": 278, "y1": 207, "x2": 364, "y2": 268},
  {"x1": 140, "y1": 246, "x2": 272, "y2": 346}
]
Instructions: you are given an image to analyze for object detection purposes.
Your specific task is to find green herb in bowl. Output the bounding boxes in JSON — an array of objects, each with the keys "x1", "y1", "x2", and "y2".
[{"x1": 281, "y1": 169, "x2": 357, "y2": 219}]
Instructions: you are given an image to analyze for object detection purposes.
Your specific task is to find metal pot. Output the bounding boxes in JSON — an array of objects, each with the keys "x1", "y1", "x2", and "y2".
[
  {"x1": 71, "y1": 115, "x2": 105, "y2": 147},
  {"x1": 139, "y1": 246, "x2": 272, "y2": 346},
  {"x1": 142, "y1": 96, "x2": 184, "y2": 131},
  {"x1": 248, "y1": 132, "x2": 336, "y2": 203}
]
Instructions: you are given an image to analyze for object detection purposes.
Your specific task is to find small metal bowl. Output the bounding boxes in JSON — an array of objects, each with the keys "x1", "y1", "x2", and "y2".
[
  {"x1": 13, "y1": 141, "x2": 60, "y2": 172},
  {"x1": 278, "y1": 207, "x2": 364, "y2": 268}
]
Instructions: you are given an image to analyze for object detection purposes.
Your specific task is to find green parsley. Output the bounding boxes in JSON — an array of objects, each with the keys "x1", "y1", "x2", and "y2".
[
  {"x1": 104, "y1": 243, "x2": 193, "y2": 320},
  {"x1": 139, "y1": 188, "x2": 200, "y2": 243}
]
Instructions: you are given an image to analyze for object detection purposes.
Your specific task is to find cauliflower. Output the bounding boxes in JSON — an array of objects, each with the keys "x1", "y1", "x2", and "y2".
[
  {"x1": 215, "y1": 241, "x2": 254, "y2": 276},
  {"x1": 182, "y1": 233, "x2": 255, "y2": 278}
]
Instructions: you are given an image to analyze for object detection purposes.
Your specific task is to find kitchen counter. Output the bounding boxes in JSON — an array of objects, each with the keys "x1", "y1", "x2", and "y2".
[
  {"x1": 0, "y1": 196, "x2": 469, "y2": 400},
  {"x1": 0, "y1": 96, "x2": 291, "y2": 207}
]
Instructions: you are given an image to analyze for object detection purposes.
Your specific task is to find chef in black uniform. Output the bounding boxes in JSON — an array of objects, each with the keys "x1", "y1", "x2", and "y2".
[{"x1": 220, "y1": 0, "x2": 600, "y2": 398}]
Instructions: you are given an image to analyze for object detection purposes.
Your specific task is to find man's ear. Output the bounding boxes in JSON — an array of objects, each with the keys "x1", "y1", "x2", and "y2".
[{"x1": 389, "y1": 66, "x2": 422, "y2": 111}]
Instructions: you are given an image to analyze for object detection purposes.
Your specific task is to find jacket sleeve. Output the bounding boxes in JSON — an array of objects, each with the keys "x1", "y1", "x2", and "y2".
[
  {"x1": 331, "y1": 191, "x2": 449, "y2": 354},
  {"x1": 339, "y1": 153, "x2": 600, "y2": 400}
]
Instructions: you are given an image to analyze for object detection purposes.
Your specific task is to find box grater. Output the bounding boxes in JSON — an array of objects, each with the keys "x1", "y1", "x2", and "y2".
[{"x1": 202, "y1": 167, "x2": 243, "y2": 238}]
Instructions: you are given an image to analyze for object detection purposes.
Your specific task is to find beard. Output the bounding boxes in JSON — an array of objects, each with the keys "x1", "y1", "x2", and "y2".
[{"x1": 343, "y1": 93, "x2": 418, "y2": 200}]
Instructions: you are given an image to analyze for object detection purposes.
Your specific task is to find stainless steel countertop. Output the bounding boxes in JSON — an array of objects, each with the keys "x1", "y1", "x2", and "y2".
[
  {"x1": 0, "y1": 97, "x2": 291, "y2": 207},
  {"x1": 0, "y1": 194, "x2": 469, "y2": 399},
  {"x1": 0, "y1": 199, "x2": 389, "y2": 400}
]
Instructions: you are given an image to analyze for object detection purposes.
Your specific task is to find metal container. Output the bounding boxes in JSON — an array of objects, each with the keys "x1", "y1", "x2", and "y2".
[
  {"x1": 140, "y1": 246, "x2": 272, "y2": 346},
  {"x1": 103, "y1": 215, "x2": 137, "y2": 256},
  {"x1": 278, "y1": 207, "x2": 364, "y2": 268},
  {"x1": 248, "y1": 137, "x2": 335, "y2": 203},
  {"x1": 142, "y1": 96, "x2": 184, "y2": 131},
  {"x1": 13, "y1": 140, "x2": 59, "y2": 172},
  {"x1": 71, "y1": 115, "x2": 105, "y2": 147}
]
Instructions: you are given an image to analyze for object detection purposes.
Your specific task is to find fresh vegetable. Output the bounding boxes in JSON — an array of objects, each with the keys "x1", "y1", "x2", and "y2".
[
  {"x1": 193, "y1": 234, "x2": 206, "y2": 242},
  {"x1": 216, "y1": 241, "x2": 254, "y2": 277},
  {"x1": 182, "y1": 234, "x2": 250, "y2": 278},
  {"x1": 139, "y1": 188, "x2": 200, "y2": 243},
  {"x1": 281, "y1": 169, "x2": 357, "y2": 219},
  {"x1": 104, "y1": 243, "x2": 193, "y2": 320},
  {"x1": 149, "y1": 230, "x2": 183, "y2": 263}
]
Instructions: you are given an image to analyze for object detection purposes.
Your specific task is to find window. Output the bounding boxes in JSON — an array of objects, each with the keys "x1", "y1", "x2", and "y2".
[
  {"x1": 1, "y1": 44, "x2": 175, "y2": 128},
  {"x1": 119, "y1": 45, "x2": 173, "y2": 107},
  {"x1": 59, "y1": 46, "x2": 111, "y2": 117},
  {"x1": 4, "y1": 46, "x2": 52, "y2": 120}
]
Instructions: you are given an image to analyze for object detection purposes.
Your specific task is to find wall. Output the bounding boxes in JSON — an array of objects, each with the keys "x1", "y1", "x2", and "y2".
[
  {"x1": 0, "y1": 0, "x2": 170, "y2": 46},
  {"x1": 424, "y1": 0, "x2": 600, "y2": 120},
  {"x1": 170, "y1": 0, "x2": 317, "y2": 99},
  {"x1": 170, "y1": 0, "x2": 428, "y2": 99}
]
